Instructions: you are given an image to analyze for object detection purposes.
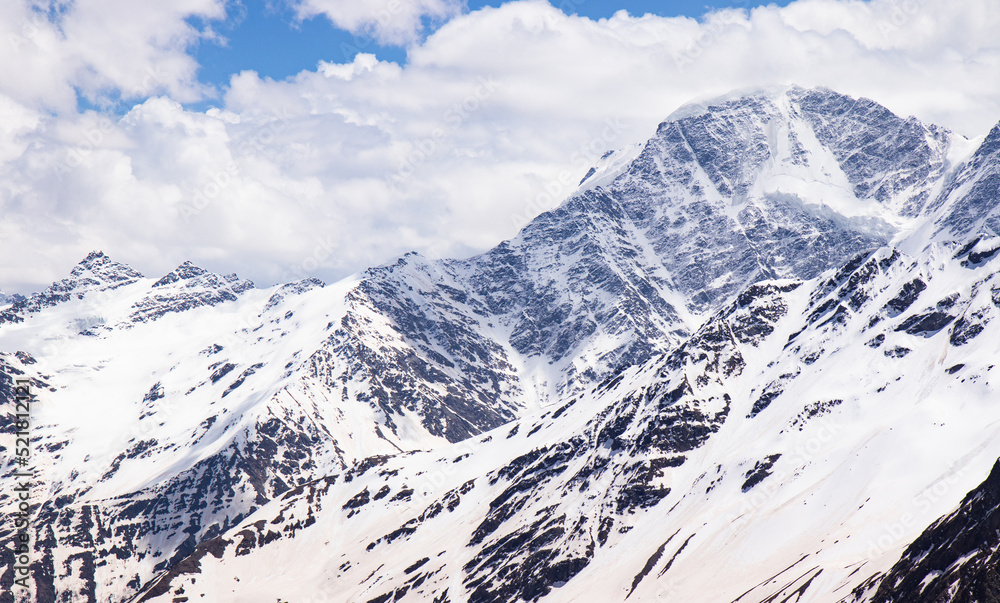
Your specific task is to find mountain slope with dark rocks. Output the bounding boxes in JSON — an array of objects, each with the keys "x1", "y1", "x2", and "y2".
[
  {"x1": 133, "y1": 236, "x2": 1000, "y2": 602},
  {"x1": 2, "y1": 85, "x2": 1000, "y2": 602},
  {"x1": 847, "y1": 459, "x2": 1000, "y2": 603}
]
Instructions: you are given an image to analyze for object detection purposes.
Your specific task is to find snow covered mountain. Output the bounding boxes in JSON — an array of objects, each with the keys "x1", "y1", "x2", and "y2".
[
  {"x1": 0, "y1": 291, "x2": 25, "y2": 308},
  {"x1": 2, "y1": 85, "x2": 1000, "y2": 602},
  {"x1": 126, "y1": 241, "x2": 1000, "y2": 603}
]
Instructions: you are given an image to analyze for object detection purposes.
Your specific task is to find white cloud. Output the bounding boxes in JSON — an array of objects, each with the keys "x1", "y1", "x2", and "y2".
[
  {"x1": 292, "y1": 0, "x2": 464, "y2": 45},
  {"x1": 0, "y1": 0, "x2": 223, "y2": 112},
  {"x1": 1, "y1": 0, "x2": 1000, "y2": 293}
]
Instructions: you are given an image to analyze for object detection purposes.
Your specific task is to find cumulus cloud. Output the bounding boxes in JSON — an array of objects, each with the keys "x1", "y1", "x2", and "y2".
[
  {"x1": 291, "y1": 0, "x2": 464, "y2": 45},
  {"x1": 0, "y1": 0, "x2": 223, "y2": 113},
  {"x1": 1, "y1": 0, "x2": 999, "y2": 293}
]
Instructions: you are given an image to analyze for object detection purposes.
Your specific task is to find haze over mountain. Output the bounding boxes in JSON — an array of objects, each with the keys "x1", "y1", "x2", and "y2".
[{"x1": 3, "y1": 85, "x2": 1000, "y2": 602}]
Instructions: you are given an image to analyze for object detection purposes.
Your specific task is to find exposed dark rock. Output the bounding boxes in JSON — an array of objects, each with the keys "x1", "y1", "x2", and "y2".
[
  {"x1": 884, "y1": 279, "x2": 927, "y2": 317},
  {"x1": 863, "y1": 459, "x2": 1000, "y2": 603},
  {"x1": 742, "y1": 455, "x2": 781, "y2": 492},
  {"x1": 895, "y1": 312, "x2": 956, "y2": 336}
]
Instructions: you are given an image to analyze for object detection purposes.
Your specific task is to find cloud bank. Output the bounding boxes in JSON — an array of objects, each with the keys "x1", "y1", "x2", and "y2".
[
  {"x1": 292, "y1": 0, "x2": 465, "y2": 45},
  {"x1": 1, "y1": 0, "x2": 999, "y2": 292}
]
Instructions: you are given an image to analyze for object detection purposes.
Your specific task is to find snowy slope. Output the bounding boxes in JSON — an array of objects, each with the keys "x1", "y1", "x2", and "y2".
[
  {"x1": 846, "y1": 459, "x2": 1000, "y2": 602},
  {"x1": 135, "y1": 241, "x2": 1000, "y2": 603},
  {"x1": 3, "y1": 86, "x2": 1000, "y2": 602},
  {"x1": 342, "y1": 85, "x2": 968, "y2": 410},
  {"x1": 0, "y1": 255, "x2": 400, "y2": 601}
]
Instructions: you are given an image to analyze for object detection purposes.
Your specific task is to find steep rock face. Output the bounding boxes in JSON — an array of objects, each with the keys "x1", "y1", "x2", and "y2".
[
  {"x1": 334, "y1": 86, "x2": 962, "y2": 412},
  {"x1": 851, "y1": 459, "x2": 1000, "y2": 603},
  {"x1": 594, "y1": 86, "x2": 954, "y2": 313},
  {"x1": 790, "y1": 87, "x2": 953, "y2": 218},
  {"x1": 932, "y1": 121, "x2": 1000, "y2": 240},
  {"x1": 296, "y1": 187, "x2": 699, "y2": 442},
  {"x1": 455, "y1": 187, "x2": 694, "y2": 399},
  {"x1": 310, "y1": 254, "x2": 524, "y2": 443}
]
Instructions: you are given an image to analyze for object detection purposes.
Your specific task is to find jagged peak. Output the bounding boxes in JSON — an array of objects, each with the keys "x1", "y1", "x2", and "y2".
[
  {"x1": 262, "y1": 277, "x2": 325, "y2": 312},
  {"x1": 363, "y1": 250, "x2": 431, "y2": 278},
  {"x1": 82, "y1": 250, "x2": 109, "y2": 264},
  {"x1": 68, "y1": 250, "x2": 143, "y2": 281},
  {"x1": 0, "y1": 290, "x2": 26, "y2": 306},
  {"x1": 152, "y1": 261, "x2": 209, "y2": 288},
  {"x1": 150, "y1": 261, "x2": 255, "y2": 295},
  {"x1": 971, "y1": 120, "x2": 1000, "y2": 161},
  {"x1": 126, "y1": 263, "x2": 255, "y2": 324},
  {"x1": 0, "y1": 252, "x2": 144, "y2": 325}
]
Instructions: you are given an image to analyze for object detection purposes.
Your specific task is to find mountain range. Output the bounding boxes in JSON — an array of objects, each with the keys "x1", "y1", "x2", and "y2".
[{"x1": 2, "y1": 85, "x2": 1000, "y2": 602}]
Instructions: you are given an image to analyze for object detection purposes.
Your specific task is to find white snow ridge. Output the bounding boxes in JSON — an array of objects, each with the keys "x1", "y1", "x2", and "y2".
[{"x1": 4, "y1": 86, "x2": 1000, "y2": 602}]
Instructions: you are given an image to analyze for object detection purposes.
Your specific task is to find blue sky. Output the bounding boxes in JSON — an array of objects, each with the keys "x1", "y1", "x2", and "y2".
[{"x1": 189, "y1": 0, "x2": 795, "y2": 96}]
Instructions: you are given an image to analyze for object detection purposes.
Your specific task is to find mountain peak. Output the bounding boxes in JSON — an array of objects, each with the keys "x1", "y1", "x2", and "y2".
[
  {"x1": 152, "y1": 261, "x2": 210, "y2": 287},
  {"x1": 928, "y1": 118, "x2": 1000, "y2": 240},
  {"x1": 68, "y1": 250, "x2": 143, "y2": 281},
  {"x1": 664, "y1": 84, "x2": 803, "y2": 121},
  {"x1": 81, "y1": 250, "x2": 109, "y2": 264},
  {"x1": 0, "y1": 290, "x2": 26, "y2": 307},
  {"x1": 531, "y1": 84, "x2": 959, "y2": 317},
  {"x1": 6, "y1": 85, "x2": 1000, "y2": 603},
  {"x1": 0, "y1": 251, "x2": 144, "y2": 326},
  {"x1": 150, "y1": 261, "x2": 254, "y2": 293},
  {"x1": 129, "y1": 262, "x2": 255, "y2": 324}
]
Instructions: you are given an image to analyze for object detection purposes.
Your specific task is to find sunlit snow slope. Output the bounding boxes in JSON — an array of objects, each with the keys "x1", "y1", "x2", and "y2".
[
  {"x1": 132, "y1": 242, "x2": 1000, "y2": 603},
  {"x1": 2, "y1": 86, "x2": 1000, "y2": 603}
]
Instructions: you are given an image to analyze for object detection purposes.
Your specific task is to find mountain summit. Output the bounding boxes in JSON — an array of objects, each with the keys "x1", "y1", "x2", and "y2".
[{"x1": 3, "y1": 86, "x2": 1000, "y2": 603}]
